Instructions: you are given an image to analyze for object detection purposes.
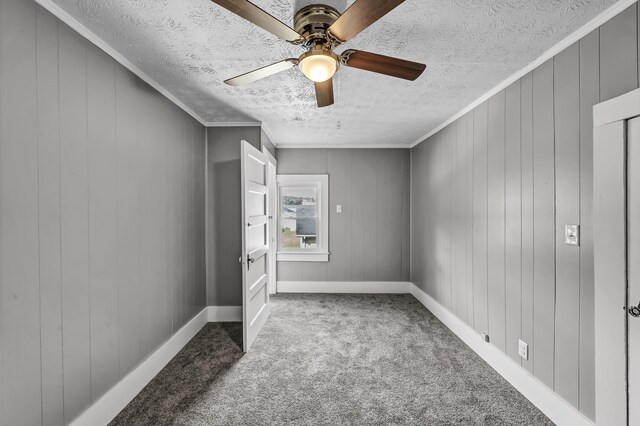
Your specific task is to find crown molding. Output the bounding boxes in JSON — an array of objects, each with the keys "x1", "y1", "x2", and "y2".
[
  {"x1": 408, "y1": 0, "x2": 638, "y2": 149},
  {"x1": 36, "y1": 0, "x2": 270, "y2": 132},
  {"x1": 34, "y1": 0, "x2": 208, "y2": 127},
  {"x1": 36, "y1": 0, "x2": 634, "y2": 149},
  {"x1": 205, "y1": 121, "x2": 262, "y2": 127},
  {"x1": 260, "y1": 125, "x2": 278, "y2": 148}
]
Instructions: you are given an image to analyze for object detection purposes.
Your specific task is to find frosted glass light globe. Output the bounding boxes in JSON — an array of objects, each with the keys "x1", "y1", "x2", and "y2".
[{"x1": 299, "y1": 53, "x2": 337, "y2": 83}]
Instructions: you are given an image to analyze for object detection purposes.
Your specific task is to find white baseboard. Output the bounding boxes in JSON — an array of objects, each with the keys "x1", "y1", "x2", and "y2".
[
  {"x1": 207, "y1": 305, "x2": 242, "y2": 322},
  {"x1": 408, "y1": 283, "x2": 594, "y2": 426},
  {"x1": 70, "y1": 307, "x2": 209, "y2": 426},
  {"x1": 277, "y1": 281, "x2": 411, "y2": 294},
  {"x1": 70, "y1": 305, "x2": 240, "y2": 425},
  {"x1": 70, "y1": 290, "x2": 592, "y2": 426}
]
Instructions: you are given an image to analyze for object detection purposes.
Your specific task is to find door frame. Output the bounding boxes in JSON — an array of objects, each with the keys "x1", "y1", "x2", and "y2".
[
  {"x1": 593, "y1": 87, "x2": 640, "y2": 425},
  {"x1": 262, "y1": 146, "x2": 278, "y2": 294}
]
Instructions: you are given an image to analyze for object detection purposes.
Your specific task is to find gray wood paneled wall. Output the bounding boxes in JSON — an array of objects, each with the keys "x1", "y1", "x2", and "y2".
[
  {"x1": 0, "y1": 2, "x2": 207, "y2": 424},
  {"x1": 410, "y1": 4, "x2": 640, "y2": 420},
  {"x1": 261, "y1": 128, "x2": 277, "y2": 158},
  {"x1": 276, "y1": 148, "x2": 411, "y2": 283},
  {"x1": 206, "y1": 127, "x2": 260, "y2": 306}
]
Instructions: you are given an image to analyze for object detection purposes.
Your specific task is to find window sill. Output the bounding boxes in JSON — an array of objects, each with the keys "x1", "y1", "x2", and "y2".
[{"x1": 277, "y1": 251, "x2": 329, "y2": 262}]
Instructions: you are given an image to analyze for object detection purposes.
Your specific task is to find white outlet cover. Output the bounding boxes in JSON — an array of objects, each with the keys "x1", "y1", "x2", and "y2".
[
  {"x1": 336, "y1": 205, "x2": 342, "y2": 214},
  {"x1": 518, "y1": 339, "x2": 528, "y2": 360},
  {"x1": 565, "y1": 224, "x2": 580, "y2": 246}
]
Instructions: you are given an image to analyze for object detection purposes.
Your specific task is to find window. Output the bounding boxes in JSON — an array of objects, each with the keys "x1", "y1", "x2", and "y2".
[{"x1": 277, "y1": 174, "x2": 328, "y2": 262}]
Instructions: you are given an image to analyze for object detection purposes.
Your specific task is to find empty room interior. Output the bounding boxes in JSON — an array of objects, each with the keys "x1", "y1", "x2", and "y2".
[{"x1": 2, "y1": 0, "x2": 640, "y2": 425}]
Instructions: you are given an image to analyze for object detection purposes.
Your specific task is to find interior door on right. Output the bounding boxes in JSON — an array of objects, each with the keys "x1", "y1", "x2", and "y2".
[{"x1": 628, "y1": 117, "x2": 640, "y2": 425}]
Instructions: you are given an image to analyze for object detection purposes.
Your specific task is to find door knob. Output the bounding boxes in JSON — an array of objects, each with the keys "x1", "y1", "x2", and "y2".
[
  {"x1": 629, "y1": 301, "x2": 640, "y2": 318},
  {"x1": 246, "y1": 254, "x2": 255, "y2": 271}
]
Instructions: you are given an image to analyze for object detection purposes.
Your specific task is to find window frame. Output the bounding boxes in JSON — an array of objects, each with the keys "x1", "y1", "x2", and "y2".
[{"x1": 276, "y1": 174, "x2": 329, "y2": 262}]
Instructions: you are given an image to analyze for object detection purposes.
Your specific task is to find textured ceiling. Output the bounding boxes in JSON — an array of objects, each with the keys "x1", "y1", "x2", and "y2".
[{"x1": 51, "y1": 0, "x2": 618, "y2": 147}]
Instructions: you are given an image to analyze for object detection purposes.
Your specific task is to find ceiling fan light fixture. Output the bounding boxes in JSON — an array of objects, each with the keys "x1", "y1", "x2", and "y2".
[
  {"x1": 211, "y1": 0, "x2": 426, "y2": 108},
  {"x1": 299, "y1": 50, "x2": 338, "y2": 83}
]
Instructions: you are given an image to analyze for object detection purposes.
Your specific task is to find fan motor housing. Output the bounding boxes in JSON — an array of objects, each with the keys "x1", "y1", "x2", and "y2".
[{"x1": 294, "y1": 4, "x2": 341, "y2": 46}]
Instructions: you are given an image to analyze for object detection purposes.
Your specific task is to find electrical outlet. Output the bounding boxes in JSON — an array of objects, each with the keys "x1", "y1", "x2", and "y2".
[
  {"x1": 518, "y1": 339, "x2": 528, "y2": 360},
  {"x1": 336, "y1": 204, "x2": 342, "y2": 214}
]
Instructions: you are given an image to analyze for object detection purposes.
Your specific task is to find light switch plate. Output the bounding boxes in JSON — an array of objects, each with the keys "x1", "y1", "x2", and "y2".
[
  {"x1": 565, "y1": 224, "x2": 580, "y2": 246},
  {"x1": 336, "y1": 204, "x2": 342, "y2": 214}
]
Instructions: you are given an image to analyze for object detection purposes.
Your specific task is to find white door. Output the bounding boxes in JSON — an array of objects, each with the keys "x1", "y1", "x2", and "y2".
[
  {"x1": 628, "y1": 117, "x2": 640, "y2": 425},
  {"x1": 241, "y1": 140, "x2": 270, "y2": 352}
]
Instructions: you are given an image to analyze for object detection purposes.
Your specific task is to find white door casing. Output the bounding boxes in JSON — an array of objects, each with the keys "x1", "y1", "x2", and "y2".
[
  {"x1": 628, "y1": 117, "x2": 640, "y2": 426},
  {"x1": 593, "y1": 88, "x2": 640, "y2": 426},
  {"x1": 593, "y1": 121, "x2": 627, "y2": 426},
  {"x1": 241, "y1": 140, "x2": 270, "y2": 352},
  {"x1": 262, "y1": 146, "x2": 278, "y2": 295}
]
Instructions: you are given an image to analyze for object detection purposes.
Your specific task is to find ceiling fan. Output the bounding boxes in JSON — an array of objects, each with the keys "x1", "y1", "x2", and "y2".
[{"x1": 210, "y1": 0, "x2": 426, "y2": 107}]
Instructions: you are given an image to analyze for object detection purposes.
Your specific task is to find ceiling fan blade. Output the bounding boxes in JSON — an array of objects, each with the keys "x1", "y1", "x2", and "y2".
[
  {"x1": 327, "y1": 0, "x2": 405, "y2": 43},
  {"x1": 315, "y1": 78, "x2": 334, "y2": 108},
  {"x1": 211, "y1": 0, "x2": 303, "y2": 43},
  {"x1": 224, "y1": 59, "x2": 298, "y2": 86},
  {"x1": 341, "y1": 50, "x2": 426, "y2": 81}
]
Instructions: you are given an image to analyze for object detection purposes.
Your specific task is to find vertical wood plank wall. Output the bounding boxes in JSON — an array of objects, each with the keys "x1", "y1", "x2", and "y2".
[
  {"x1": 276, "y1": 149, "x2": 411, "y2": 283},
  {"x1": 0, "y1": 2, "x2": 207, "y2": 425},
  {"x1": 205, "y1": 127, "x2": 261, "y2": 307},
  {"x1": 409, "y1": 4, "x2": 640, "y2": 420}
]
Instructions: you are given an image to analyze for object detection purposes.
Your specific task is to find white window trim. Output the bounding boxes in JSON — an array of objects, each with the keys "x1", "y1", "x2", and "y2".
[{"x1": 276, "y1": 174, "x2": 329, "y2": 262}]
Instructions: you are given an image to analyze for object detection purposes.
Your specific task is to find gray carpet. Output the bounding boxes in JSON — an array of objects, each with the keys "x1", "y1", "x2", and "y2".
[{"x1": 110, "y1": 294, "x2": 553, "y2": 425}]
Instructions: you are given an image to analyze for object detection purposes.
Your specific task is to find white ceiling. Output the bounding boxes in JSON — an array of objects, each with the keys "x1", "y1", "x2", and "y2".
[{"x1": 50, "y1": 0, "x2": 618, "y2": 147}]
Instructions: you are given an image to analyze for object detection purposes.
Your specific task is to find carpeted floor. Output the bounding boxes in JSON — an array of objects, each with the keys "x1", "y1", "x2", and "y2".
[{"x1": 110, "y1": 294, "x2": 553, "y2": 425}]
